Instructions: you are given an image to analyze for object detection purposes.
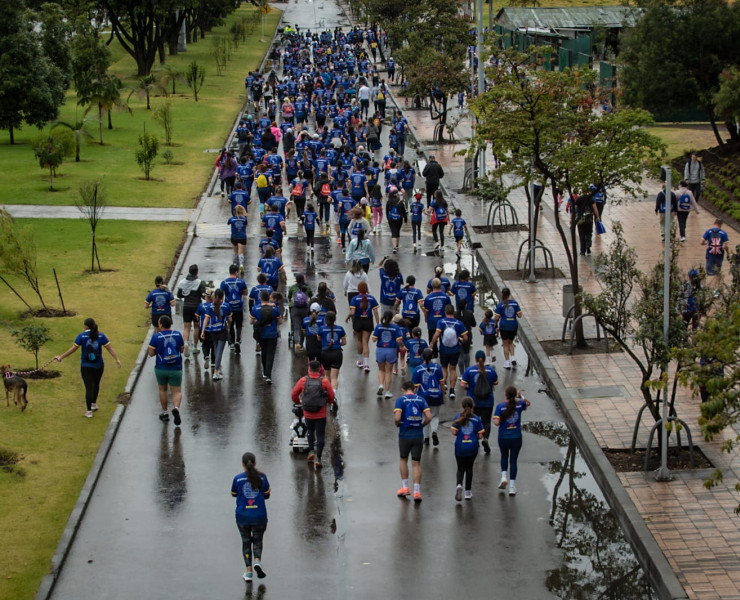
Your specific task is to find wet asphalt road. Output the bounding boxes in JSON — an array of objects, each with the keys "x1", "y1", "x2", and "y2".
[{"x1": 48, "y1": 2, "x2": 570, "y2": 598}]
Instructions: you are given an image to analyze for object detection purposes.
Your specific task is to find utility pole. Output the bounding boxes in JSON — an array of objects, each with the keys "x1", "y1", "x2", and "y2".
[{"x1": 476, "y1": 0, "x2": 486, "y2": 180}]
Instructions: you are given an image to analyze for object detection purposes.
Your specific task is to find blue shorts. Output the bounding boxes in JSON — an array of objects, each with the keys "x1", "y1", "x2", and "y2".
[
  {"x1": 376, "y1": 347, "x2": 398, "y2": 364},
  {"x1": 706, "y1": 254, "x2": 724, "y2": 276}
]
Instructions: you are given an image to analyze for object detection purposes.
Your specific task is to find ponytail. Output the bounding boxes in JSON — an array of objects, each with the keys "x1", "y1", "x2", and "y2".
[
  {"x1": 309, "y1": 308, "x2": 318, "y2": 327},
  {"x1": 502, "y1": 287, "x2": 511, "y2": 307},
  {"x1": 84, "y1": 317, "x2": 99, "y2": 341},
  {"x1": 500, "y1": 385, "x2": 518, "y2": 421},
  {"x1": 242, "y1": 452, "x2": 263, "y2": 491},
  {"x1": 214, "y1": 289, "x2": 224, "y2": 320},
  {"x1": 453, "y1": 397, "x2": 475, "y2": 427},
  {"x1": 477, "y1": 354, "x2": 486, "y2": 377}
]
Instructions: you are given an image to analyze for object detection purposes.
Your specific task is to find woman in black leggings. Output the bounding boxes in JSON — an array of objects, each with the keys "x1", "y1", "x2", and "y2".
[{"x1": 450, "y1": 397, "x2": 485, "y2": 501}]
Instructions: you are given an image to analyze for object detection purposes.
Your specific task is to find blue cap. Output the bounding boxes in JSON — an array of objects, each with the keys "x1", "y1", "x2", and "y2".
[{"x1": 475, "y1": 350, "x2": 486, "y2": 361}]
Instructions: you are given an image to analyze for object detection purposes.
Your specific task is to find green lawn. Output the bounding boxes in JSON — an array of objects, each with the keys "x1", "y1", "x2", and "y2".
[
  {"x1": 647, "y1": 123, "x2": 720, "y2": 159},
  {"x1": 0, "y1": 218, "x2": 185, "y2": 600},
  {"x1": 0, "y1": 6, "x2": 281, "y2": 207}
]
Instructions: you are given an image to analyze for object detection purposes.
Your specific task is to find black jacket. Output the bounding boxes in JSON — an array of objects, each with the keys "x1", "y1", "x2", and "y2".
[{"x1": 422, "y1": 160, "x2": 444, "y2": 185}]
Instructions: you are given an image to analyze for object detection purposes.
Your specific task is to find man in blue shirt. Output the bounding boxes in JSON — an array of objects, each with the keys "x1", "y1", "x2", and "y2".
[
  {"x1": 262, "y1": 204, "x2": 286, "y2": 251},
  {"x1": 702, "y1": 218, "x2": 730, "y2": 276},
  {"x1": 450, "y1": 269, "x2": 476, "y2": 311},
  {"x1": 431, "y1": 304, "x2": 468, "y2": 401},
  {"x1": 394, "y1": 381, "x2": 431, "y2": 503},
  {"x1": 229, "y1": 181, "x2": 251, "y2": 216},
  {"x1": 220, "y1": 264, "x2": 248, "y2": 354},
  {"x1": 147, "y1": 315, "x2": 185, "y2": 425},
  {"x1": 422, "y1": 277, "x2": 452, "y2": 355}
]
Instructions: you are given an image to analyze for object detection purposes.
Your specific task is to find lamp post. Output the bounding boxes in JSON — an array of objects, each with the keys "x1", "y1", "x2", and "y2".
[{"x1": 476, "y1": 0, "x2": 486, "y2": 180}]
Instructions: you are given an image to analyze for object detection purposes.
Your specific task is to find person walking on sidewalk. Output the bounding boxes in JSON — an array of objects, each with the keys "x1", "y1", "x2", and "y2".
[
  {"x1": 431, "y1": 304, "x2": 468, "y2": 401},
  {"x1": 147, "y1": 315, "x2": 185, "y2": 425},
  {"x1": 676, "y1": 180, "x2": 700, "y2": 242},
  {"x1": 413, "y1": 348, "x2": 445, "y2": 447},
  {"x1": 201, "y1": 289, "x2": 231, "y2": 381},
  {"x1": 231, "y1": 452, "x2": 270, "y2": 583},
  {"x1": 451, "y1": 397, "x2": 485, "y2": 501},
  {"x1": 385, "y1": 189, "x2": 407, "y2": 253},
  {"x1": 494, "y1": 386, "x2": 530, "y2": 496},
  {"x1": 684, "y1": 152, "x2": 705, "y2": 203},
  {"x1": 291, "y1": 361, "x2": 336, "y2": 470},
  {"x1": 574, "y1": 192, "x2": 600, "y2": 256},
  {"x1": 428, "y1": 191, "x2": 449, "y2": 253},
  {"x1": 347, "y1": 281, "x2": 379, "y2": 373},
  {"x1": 495, "y1": 288, "x2": 522, "y2": 370},
  {"x1": 250, "y1": 290, "x2": 282, "y2": 384},
  {"x1": 55, "y1": 317, "x2": 122, "y2": 418},
  {"x1": 422, "y1": 155, "x2": 444, "y2": 207},
  {"x1": 145, "y1": 275, "x2": 175, "y2": 327},
  {"x1": 655, "y1": 181, "x2": 677, "y2": 240},
  {"x1": 701, "y1": 218, "x2": 730, "y2": 276},
  {"x1": 394, "y1": 380, "x2": 432, "y2": 503},
  {"x1": 176, "y1": 264, "x2": 206, "y2": 357},
  {"x1": 460, "y1": 351, "x2": 498, "y2": 454},
  {"x1": 372, "y1": 310, "x2": 404, "y2": 398},
  {"x1": 221, "y1": 264, "x2": 248, "y2": 355}
]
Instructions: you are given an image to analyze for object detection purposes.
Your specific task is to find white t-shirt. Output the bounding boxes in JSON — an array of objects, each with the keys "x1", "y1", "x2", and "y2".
[{"x1": 358, "y1": 85, "x2": 371, "y2": 101}]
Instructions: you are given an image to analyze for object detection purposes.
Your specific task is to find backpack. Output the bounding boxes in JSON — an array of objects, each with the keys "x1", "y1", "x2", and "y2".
[
  {"x1": 678, "y1": 193, "x2": 692, "y2": 211},
  {"x1": 160, "y1": 332, "x2": 180, "y2": 365},
  {"x1": 85, "y1": 338, "x2": 102, "y2": 363},
  {"x1": 321, "y1": 182, "x2": 332, "y2": 196},
  {"x1": 473, "y1": 369, "x2": 492, "y2": 400},
  {"x1": 253, "y1": 304, "x2": 274, "y2": 340},
  {"x1": 291, "y1": 181, "x2": 304, "y2": 197},
  {"x1": 679, "y1": 281, "x2": 697, "y2": 315},
  {"x1": 256, "y1": 173, "x2": 268, "y2": 188},
  {"x1": 708, "y1": 230, "x2": 724, "y2": 256},
  {"x1": 441, "y1": 322, "x2": 458, "y2": 348},
  {"x1": 389, "y1": 203, "x2": 400, "y2": 221},
  {"x1": 293, "y1": 285, "x2": 308, "y2": 308},
  {"x1": 301, "y1": 376, "x2": 327, "y2": 413}
]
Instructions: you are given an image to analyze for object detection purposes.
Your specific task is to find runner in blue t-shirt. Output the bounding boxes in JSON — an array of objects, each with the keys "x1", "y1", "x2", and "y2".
[
  {"x1": 395, "y1": 275, "x2": 424, "y2": 329},
  {"x1": 449, "y1": 209, "x2": 468, "y2": 257},
  {"x1": 422, "y1": 277, "x2": 452, "y2": 354},
  {"x1": 450, "y1": 397, "x2": 485, "y2": 500},
  {"x1": 147, "y1": 315, "x2": 184, "y2": 424},
  {"x1": 412, "y1": 348, "x2": 445, "y2": 447},
  {"x1": 494, "y1": 385, "x2": 531, "y2": 496},
  {"x1": 403, "y1": 327, "x2": 429, "y2": 379},
  {"x1": 227, "y1": 205, "x2": 248, "y2": 274},
  {"x1": 378, "y1": 257, "x2": 404, "y2": 313},
  {"x1": 201, "y1": 289, "x2": 232, "y2": 381},
  {"x1": 257, "y1": 246, "x2": 284, "y2": 290},
  {"x1": 450, "y1": 269, "x2": 476, "y2": 312},
  {"x1": 478, "y1": 308, "x2": 499, "y2": 364},
  {"x1": 494, "y1": 287, "x2": 523, "y2": 370},
  {"x1": 394, "y1": 381, "x2": 432, "y2": 503},
  {"x1": 231, "y1": 451, "x2": 270, "y2": 583},
  {"x1": 220, "y1": 264, "x2": 248, "y2": 353},
  {"x1": 431, "y1": 304, "x2": 468, "y2": 401},
  {"x1": 372, "y1": 311, "x2": 404, "y2": 399},
  {"x1": 460, "y1": 351, "x2": 499, "y2": 454},
  {"x1": 410, "y1": 191, "x2": 425, "y2": 252},
  {"x1": 302, "y1": 203, "x2": 318, "y2": 253},
  {"x1": 318, "y1": 311, "x2": 346, "y2": 391},
  {"x1": 145, "y1": 275, "x2": 175, "y2": 326}
]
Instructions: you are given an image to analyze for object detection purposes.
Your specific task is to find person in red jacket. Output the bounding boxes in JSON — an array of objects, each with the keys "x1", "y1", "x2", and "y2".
[{"x1": 291, "y1": 360, "x2": 335, "y2": 469}]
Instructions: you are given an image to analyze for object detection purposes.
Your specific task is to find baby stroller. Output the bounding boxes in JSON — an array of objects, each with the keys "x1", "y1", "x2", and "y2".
[{"x1": 289, "y1": 405, "x2": 310, "y2": 453}]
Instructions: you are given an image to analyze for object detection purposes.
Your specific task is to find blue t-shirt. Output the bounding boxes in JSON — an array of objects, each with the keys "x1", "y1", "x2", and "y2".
[
  {"x1": 703, "y1": 227, "x2": 729, "y2": 258},
  {"x1": 319, "y1": 324, "x2": 346, "y2": 350},
  {"x1": 229, "y1": 189, "x2": 250, "y2": 214},
  {"x1": 394, "y1": 394, "x2": 430, "y2": 439},
  {"x1": 398, "y1": 286, "x2": 423, "y2": 319},
  {"x1": 451, "y1": 414, "x2": 485, "y2": 457},
  {"x1": 450, "y1": 280, "x2": 476, "y2": 310},
  {"x1": 461, "y1": 365, "x2": 498, "y2": 408},
  {"x1": 435, "y1": 317, "x2": 467, "y2": 354},
  {"x1": 249, "y1": 284, "x2": 273, "y2": 308},
  {"x1": 251, "y1": 304, "x2": 281, "y2": 338},
  {"x1": 372, "y1": 323, "x2": 403, "y2": 349},
  {"x1": 350, "y1": 293, "x2": 379, "y2": 318},
  {"x1": 451, "y1": 217, "x2": 466, "y2": 238},
  {"x1": 227, "y1": 216, "x2": 248, "y2": 240},
  {"x1": 220, "y1": 277, "x2": 248, "y2": 310},
  {"x1": 258, "y1": 257, "x2": 283, "y2": 289},
  {"x1": 302, "y1": 314, "x2": 325, "y2": 338},
  {"x1": 204, "y1": 303, "x2": 232, "y2": 332},
  {"x1": 268, "y1": 195, "x2": 289, "y2": 218},
  {"x1": 379, "y1": 268, "x2": 404, "y2": 305},
  {"x1": 263, "y1": 213, "x2": 285, "y2": 241},
  {"x1": 231, "y1": 472, "x2": 270, "y2": 526},
  {"x1": 403, "y1": 337, "x2": 428, "y2": 367},
  {"x1": 148, "y1": 329, "x2": 184, "y2": 370},
  {"x1": 427, "y1": 277, "x2": 451, "y2": 294},
  {"x1": 479, "y1": 319, "x2": 498, "y2": 337},
  {"x1": 494, "y1": 400, "x2": 528, "y2": 439},
  {"x1": 349, "y1": 172, "x2": 367, "y2": 197},
  {"x1": 412, "y1": 361, "x2": 444, "y2": 406},
  {"x1": 423, "y1": 291, "x2": 451, "y2": 331},
  {"x1": 303, "y1": 210, "x2": 318, "y2": 231},
  {"x1": 74, "y1": 331, "x2": 110, "y2": 368},
  {"x1": 410, "y1": 201, "x2": 425, "y2": 223},
  {"x1": 146, "y1": 288, "x2": 174, "y2": 317},
  {"x1": 495, "y1": 299, "x2": 522, "y2": 331}
]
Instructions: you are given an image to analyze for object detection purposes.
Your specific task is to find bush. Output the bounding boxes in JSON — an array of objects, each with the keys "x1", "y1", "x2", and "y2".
[
  {"x1": 135, "y1": 132, "x2": 159, "y2": 180},
  {"x1": 11, "y1": 324, "x2": 52, "y2": 370},
  {"x1": 162, "y1": 149, "x2": 174, "y2": 164}
]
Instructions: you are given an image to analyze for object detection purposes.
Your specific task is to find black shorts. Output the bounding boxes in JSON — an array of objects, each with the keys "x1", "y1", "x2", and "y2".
[
  {"x1": 353, "y1": 316, "x2": 374, "y2": 333},
  {"x1": 399, "y1": 437, "x2": 423, "y2": 461},
  {"x1": 454, "y1": 235, "x2": 463, "y2": 243},
  {"x1": 182, "y1": 305, "x2": 198, "y2": 324},
  {"x1": 321, "y1": 348, "x2": 343, "y2": 370},
  {"x1": 439, "y1": 351, "x2": 460, "y2": 367},
  {"x1": 388, "y1": 219, "x2": 402, "y2": 238},
  {"x1": 500, "y1": 328, "x2": 518, "y2": 341},
  {"x1": 305, "y1": 340, "x2": 322, "y2": 362},
  {"x1": 231, "y1": 236, "x2": 247, "y2": 246},
  {"x1": 483, "y1": 333, "x2": 498, "y2": 347}
]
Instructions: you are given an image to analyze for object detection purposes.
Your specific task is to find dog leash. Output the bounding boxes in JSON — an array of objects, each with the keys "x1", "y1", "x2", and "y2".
[{"x1": 5, "y1": 358, "x2": 57, "y2": 378}]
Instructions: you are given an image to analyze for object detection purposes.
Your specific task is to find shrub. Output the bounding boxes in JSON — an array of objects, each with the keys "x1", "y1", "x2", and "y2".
[{"x1": 135, "y1": 132, "x2": 159, "y2": 180}]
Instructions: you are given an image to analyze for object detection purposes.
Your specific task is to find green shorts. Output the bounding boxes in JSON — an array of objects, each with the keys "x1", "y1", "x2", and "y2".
[{"x1": 155, "y1": 367, "x2": 182, "y2": 388}]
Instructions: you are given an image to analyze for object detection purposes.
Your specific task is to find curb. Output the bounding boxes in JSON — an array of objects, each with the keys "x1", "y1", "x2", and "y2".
[{"x1": 32, "y1": 12, "x2": 284, "y2": 600}]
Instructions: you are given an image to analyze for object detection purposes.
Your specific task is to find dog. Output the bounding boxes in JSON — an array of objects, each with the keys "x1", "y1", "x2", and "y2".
[{"x1": 1, "y1": 365, "x2": 28, "y2": 412}]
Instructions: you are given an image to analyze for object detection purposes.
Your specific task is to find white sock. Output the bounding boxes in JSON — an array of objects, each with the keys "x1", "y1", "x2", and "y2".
[
  {"x1": 232, "y1": 254, "x2": 238, "y2": 265},
  {"x1": 413, "y1": 483, "x2": 420, "y2": 493},
  {"x1": 501, "y1": 471, "x2": 508, "y2": 480},
  {"x1": 363, "y1": 357, "x2": 369, "y2": 367},
  {"x1": 402, "y1": 479, "x2": 408, "y2": 489}
]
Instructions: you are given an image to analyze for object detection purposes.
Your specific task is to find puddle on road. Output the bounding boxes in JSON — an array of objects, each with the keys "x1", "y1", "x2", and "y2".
[{"x1": 525, "y1": 421, "x2": 655, "y2": 599}]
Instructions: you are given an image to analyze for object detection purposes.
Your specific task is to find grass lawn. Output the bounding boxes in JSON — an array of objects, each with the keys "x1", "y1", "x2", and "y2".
[
  {"x1": 647, "y1": 123, "x2": 720, "y2": 160},
  {"x1": 0, "y1": 218, "x2": 185, "y2": 600},
  {"x1": 0, "y1": 6, "x2": 281, "y2": 208}
]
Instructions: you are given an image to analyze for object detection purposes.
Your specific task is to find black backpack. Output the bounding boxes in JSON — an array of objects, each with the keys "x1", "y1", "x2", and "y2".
[
  {"x1": 253, "y1": 304, "x2": 274, "y2": 340},
  {"x1": 473, "y1": 369, "x2": 492, "y2": 400},
  {"x1": 301, "y1": 377, "x2": 327, "y2": 413}
]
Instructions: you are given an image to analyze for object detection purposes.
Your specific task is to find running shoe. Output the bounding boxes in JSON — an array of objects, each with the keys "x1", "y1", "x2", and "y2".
[
  {"x1": 84, "y1": 410, "x2": 93, "y2": 418},
  {"x1": 235, "y1": 342, "x2": 241, "y2": 355},
  {"x1": 455, "y1": 485, "x2": 463, "y2": 502},
  {"x1": 424, "y1": 437, "x2": 430, "y2": 446},
  {"x1": 413, "y1": 491, "x2": 422, "y2": 503},
  {"x1": 307, "y1": 452, "x2": 316, "y2": 462},
  {"x1": 504, "y1": 360, "x2": 511, "y2": 370},
  {"x1": 384, "y1": 391, "x2": 393, "y2": 399},
  {"x1": 91, "y1": 403, "x2": 99, "y2": 412},
  {"x1": 464, "y1": 490, "x2": 473, "y2": 500},
  {"x1": 243, "y1": 571, "x2": 253, "y2": 583},
  {"x1": 511, "y1": 360, "x2": 517, "y2": 367},
  {"x1": 377, "y1": 386, "x2": 384, "y2": 396},
  {"x1": 499, "y1": 476, "x2": 509, "y2": 490},
  {"x1": 213, "y1": 370, "x2": 223, "y2": 380},
  {"x1": 449, "y1": 390, "x2": 456, "y2": 401},
  {"x1": 314, "y1": 460, "x2": 323, "y2": 470},
  {"x1": 159, "y1": 412, "x2": 169, "y2": 422},
  {"x1": 364, "y1": 365, "x2": 370, "y2": 373},
  {"x1": 192, "y1": 346, "x2": 200, "y2": 355},
  {"x1": 172, "y1": 407, "x2": 181, "y2": 426},
  {"x1": 509, "y1": 482, "x2": 517, "y2": 496},
  {"x1": 204, "y1": 357, "x2": 210, "y2": 371},
  {"x1": 357, "y1": 360, "x2": 364, "y2": 368},
  {"x1": 397, "y1": 487, "x2": 410, "y2": 497},
  {"x1": 184, "y1": 344, "x2": 191, "y2": 358},
  {"x1": 253, "y1": 563, "x2": 266, "y2": 579},
  {"x1": 265, "y1": 377, "x2": 272, "y2": 385},
  {"x1": 432, "y1": 431, "x2": 439, "y2": 446},
  {"x1": 392, "y1": 247, "x2": 398, "y2": 253},
  {"x1": 239, "y1": 265, "x2": 245, "y2": 277},
  {"x1": 482, "y1": 439, "x2": 491, "y2": 454}
]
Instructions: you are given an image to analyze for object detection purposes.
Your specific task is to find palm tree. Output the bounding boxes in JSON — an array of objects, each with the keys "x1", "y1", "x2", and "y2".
[
  {"x1": 83, "y1": 75, "x2": 132, "y2": 144},
  {"x1": 156, "y1": 64, "x2": 186, "y2": 95},
  {"x1": 127, "y1": 74, "x2": 168, "y2": 110},
  {"x1": 51, "y1": 116, "x2": 94, "y2": 162}
]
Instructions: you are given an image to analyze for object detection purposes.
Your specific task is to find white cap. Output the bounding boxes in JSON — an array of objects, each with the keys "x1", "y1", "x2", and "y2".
[{"x1": 310, "y1": 302, "x2": 321, "y2": 312}]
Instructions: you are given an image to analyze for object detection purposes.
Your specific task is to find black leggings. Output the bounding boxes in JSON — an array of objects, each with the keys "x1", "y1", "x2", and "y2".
[
  {"x1": 388, "y1": 218, "x2": 402, "y2": 238},
  {"x1": 260, "y1": 337, "x2": 278, "y2": 378},
  {"x1": 474, "y1": 406, "x2": 493, "y2": 440},
  {"x1": 306, "y1": 417, "x2": 327, "y2": 459},
  {"x1": 229, "y1": 310, "x2": 244, "y2": 344},
  {"x1": 319, "y1": 202, "x2": 331, "y2": 223},
  {"x1": 80, "y1": 366, "x2": 104, "y2": 411},
  {"x1": 291, "y1": 306, "x2": 309, "y2": 345},
  {"x1": 432, "y1": 222, "x2": 445, "y2": 245},
  {"x1": 455, "y1": 454, "x2": 476, "y2": 490},
  {"x1": 306, "y1": 229, "x2": 315, "y2": 247},
  {"x1": 237, "y1": 522, "x2": 267, "y2": 567}
]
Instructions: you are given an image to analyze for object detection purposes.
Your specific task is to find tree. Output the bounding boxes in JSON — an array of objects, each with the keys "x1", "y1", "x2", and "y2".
[
  {"x1": 71, "y1": 16, "x2": 112, "y2": 105},
  {"x1": 36, "y1": 3, "x2": 72, "y2": 92},
  {"x1": 0, "y1": 209, "x2": 49, "y2": 311},
  {"x1": 620, "y1": 0, "x2": 740, "y2": 146},
  {"x1": 153, "y1": 100, "x2": 174, "y2": 145},
  {"x1": 52, "y1": 116, "x2": 94, "y2": 162},
  {"x1": 469, "y1": 43, "x2": 665, "y2": 345},
  {"x1": 185, "y1": 61, "x2": 206, "y2": 102},
  {"x1": 11, "y1": 324, "x2": 52, "y2": 370},
  {"x1": 156, "y1": 63, "x2": 186, "y2": 95},
  {"x1": 135, "y1": 131, "x2": 159, "y2": 180},
  {"x1": 76, "y1": 181, "x2": 106, "y2": 272},
  {"x1": 33, "y1": 131, "x2": 73, "y2": 190},
  {"x1": 0, "y1": 1, "x2": 68, "y2": 143},
  {"x1": 714, "y1": 67, "x2": 740, "y2": 132},
  {"x1": 128, "y1": 74, "x2": 168, "y2": 110}
]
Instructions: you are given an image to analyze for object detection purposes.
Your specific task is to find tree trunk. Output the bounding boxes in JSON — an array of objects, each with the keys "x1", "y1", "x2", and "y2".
[
  {"x1": 9, "y1": 125, "x2": 14, "y2": 145},
  {"x1": 98, "y1": 103, "x2": 104, "y2": 144},
  {"x1": 107, "y1": 110, "x2": 113, "y2": 130},
  {"x1": 146, "y1": 90, "x2": 151, "y2": 110},
  {"x1": 75, "y1": 142, "x2": 80, "y2": 162},
  {"x1": 49, "y1": 166, "x2": 53, "y2": 191},
  {"x1": 91, "y1": 233, "x2": 95, "y2": 272},
  {"x1": 725, "y1": 120, "x2": 739, "y2": 143},
  {"x1": 708, "y1": 107, "x2": 725, "y2": 148}
]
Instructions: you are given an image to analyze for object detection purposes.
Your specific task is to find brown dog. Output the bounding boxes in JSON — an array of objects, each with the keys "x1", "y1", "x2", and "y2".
[{"x1": 1, "y1": 365, "x2": 28, "y2": 412}]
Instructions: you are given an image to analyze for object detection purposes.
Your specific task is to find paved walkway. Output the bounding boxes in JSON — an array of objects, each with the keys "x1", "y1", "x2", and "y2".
[
  {"x1": 358, "y1": 17, "x2": 740, "y2": 600},
  {"x1": 2, "y1": 205, "x2": 193, "y2": 222}
]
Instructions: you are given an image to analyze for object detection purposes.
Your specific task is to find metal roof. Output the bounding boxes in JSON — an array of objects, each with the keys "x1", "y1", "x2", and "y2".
[{"x1": 495, "y1": 6, "x2": 643, "y2": 31}]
